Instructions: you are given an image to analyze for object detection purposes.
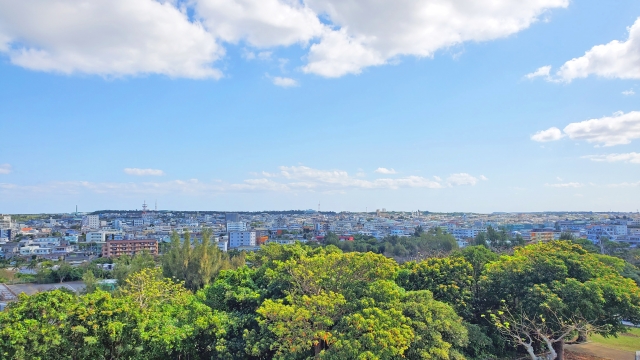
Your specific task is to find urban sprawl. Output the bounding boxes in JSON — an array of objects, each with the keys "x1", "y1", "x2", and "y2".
[{"x1": 2, "y1": 206, "x2": 639, "y2": 263}]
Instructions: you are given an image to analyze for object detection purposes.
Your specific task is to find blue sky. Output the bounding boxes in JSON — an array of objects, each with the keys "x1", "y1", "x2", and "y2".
[{"x1": 1, "y1": 0, "x2": 639, "y2": 213}]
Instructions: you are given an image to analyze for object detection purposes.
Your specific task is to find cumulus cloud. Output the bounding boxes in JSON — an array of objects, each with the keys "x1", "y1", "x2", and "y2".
[
  {"x1": 531, "y1": 111, "x2": 640, "y2": 146},
  {"x1": 124, "y1": 168, "x2": 165, "y2": 176},
  {"x1": 538, "y1": 17, "x2": 640, "y2": 82},
  {"x1": 374, "y1": 167, "x2": 396, "y2": 174},
  {"x1": 563, "y1": 111, "x2": 640, "y2": 146},
  {"x1": 525, "y1": 65, "x2": 551, "y2": 80},
  {"x1": 302, "y1": 0, "x2": 568, "y2": 77},
  {"x1": 623, "y1": 89, "x2": 635, "y2": 96},
  {"x1": 545, "y1": 182, "x2": 583, "y2": 188},
  {"x1": 0, "y1": 0, "x2": 223, "y2": 78},
  {"x1": 0, "y1": 164, "x2": 12, "y2": 174},
  {"x1": 0, "y1": 0, "x2": 569, "y2": 78},
  {"x1": 582, "y1": 152, "x2": 640, "y2": 164},
  {"x1": 531, "y1": 127, "x2": 564, "y2": 142},
  {"x1": 271, "y1": 76, "x2": 298, "y2": 87},
  {"x1": 193, "y1": 0, "x2": 324, "y2": 47}
]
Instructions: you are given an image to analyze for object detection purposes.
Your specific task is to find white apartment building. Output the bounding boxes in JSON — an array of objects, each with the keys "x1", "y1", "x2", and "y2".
[
  {"x1": 20, "y1": 246, "x2": 40, "y2": 255},
  {"x1": 451, "y1": 228, "x2": 486, "y2": 240},
  {"x1": 84, "y1": 215, "x2": 100, "y2": 229},
  {"x1": 86, "y1": 231, "x2": 106, "y2": 243},
  {"x1": 227, "y1": 221, "x2": 247, "y2": 232},
  {"x1": 0, "y1": 215, "x2": 13, "y2": 229},
  {"x1": 587, "y1": 225, "x2": 628, "y2": 242},
  {"x1": 229, "y1": 231, "x2": 256, "y2": 248}
]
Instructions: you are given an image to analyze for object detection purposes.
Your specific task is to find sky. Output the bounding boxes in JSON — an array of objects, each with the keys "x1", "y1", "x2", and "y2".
[{"x1": 1, "y1": 0, "x2": 640, "y2": 214}]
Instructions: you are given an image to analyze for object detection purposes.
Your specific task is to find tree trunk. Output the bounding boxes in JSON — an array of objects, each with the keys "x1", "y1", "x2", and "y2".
[
  {"x1": 314, "y1": 341, "x2": 322, "y2": 356},
  {"x1": 553, "y1": 339, "x2": 564, "y2": 360},
  {"x1": 576, "y1": 330, "x2": 588, "y2": 343}
]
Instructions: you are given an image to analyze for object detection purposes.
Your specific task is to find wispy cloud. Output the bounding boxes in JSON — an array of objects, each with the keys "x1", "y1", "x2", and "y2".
[
  {"x1": 623, "y1": 89, "x2": 635, "y2": 96},
  {"x1": 582, "y1": 152, "x2": 640, "y2": 164},
  {"x1": 124, "y1": 168, "x2": 165, "y2": 176},
  {"x1": 374, "y1": 167, "x2": 396, "y2": 174},
  {"x1": 525, "y1": 65, "x2": 551, "y2": 80},
  {"x1": 606, "y1": 181, "x2": 640, "y2": 188},
  {"x1": 447, "y1": 173, "x2": 485, "y2": 186},
  {"x1": 1, "y1": 165, "x2": 491, "y2": 197},
  {"x1": 0, "y1": 164, "x2": 11, "y2": 174},
  {"x1": 545, "y1": 182, "x2": 583, "y2": 188}
]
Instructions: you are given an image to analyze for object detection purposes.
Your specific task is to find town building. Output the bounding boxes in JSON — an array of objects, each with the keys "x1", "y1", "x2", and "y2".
[
  {"x1": 229, "y1": 231, "x2": 256, "y2": 248},
  {"x1": 102, "y1": 239, "x2": 158, "y2": 257}
]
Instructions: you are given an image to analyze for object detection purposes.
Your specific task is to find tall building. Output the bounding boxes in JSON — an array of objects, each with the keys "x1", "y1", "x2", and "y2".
[
  {"x1": 0, "y1": 215, "x2": 13, "y2": 229},
  {"x1": 226, "y1": 221, "x2": 247, "y2": 232},
  {"x1": 83, "y1": 215, "x2": 100, "y2": 229},
  {"x1": 225, "y1": 213, "x2": 240, "y2": 222}
]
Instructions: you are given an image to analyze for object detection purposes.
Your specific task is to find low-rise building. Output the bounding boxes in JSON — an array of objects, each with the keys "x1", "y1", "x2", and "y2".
[{"x1": 102, "y1": 239, "x2": 158, "y2": 257}]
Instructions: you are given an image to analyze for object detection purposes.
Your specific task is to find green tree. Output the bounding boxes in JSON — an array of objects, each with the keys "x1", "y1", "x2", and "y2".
[
  {"x1": 56, "y1": 262, "x2": 74, "y2": 283},
  {"x1": 559, "y1": 232, "x2": 575, "y2": 241},
  {"x1": 251, "y1": 248, "x2": 467, "y2": 359},
  {"x1": 113, "y1": 251, "x2": 156, "y2": 285},
  {"x1": 82, "y1": 269, "x2": 98, "y2": 294},
  {"x1": 397, "y1": 257, "x2": 474, "y2": 317},
  {"x1": 571, "y1": 238, "x2": 600, "y2": 253},
  {"x1": 474, "y1": 232, "x2": 488, "y2": 247},
  {"x1": 482, "y1": 241, "x2": 640, "y2": 360},
  {"x1": 162, "y1": 229, "x2": 237, "y2": 291}
]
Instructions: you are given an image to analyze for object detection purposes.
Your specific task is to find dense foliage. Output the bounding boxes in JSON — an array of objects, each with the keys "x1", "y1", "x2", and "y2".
[{"x1": 1, "y1": 240, "x2": 639, "y2": 360}]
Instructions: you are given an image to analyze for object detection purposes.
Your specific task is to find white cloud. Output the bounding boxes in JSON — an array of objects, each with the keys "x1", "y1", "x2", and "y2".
[
  {"x1": 531, "y1": 127, "x2": 564, "y2": 142},
  {"x1": 531, "y1": 111, "x2": 640, "y2": 146},
  {"x1": 623, "y1": 89, "x2": 635, "y2": 96},
  {"x1": 606, "y1": 181, "x2": 640, "y2": 188},
  {"x1": 447, "y1": 173, "x2": 480, "y2": 186},
  {"x1": 582, "y1": 152, "x2": 640, "y2": 164},
  {"x1": 124, "y1": 168, "x2": 165, "y2": 176},
  {"x1": 271, "y1": 76, "x2": 298, "y2": 87},
  {"x1": 0, "y1": 0, "x2": 223, "y2": 78},
  {"x1": 0, "y1": 164, "x2": 12, "y2": 174},
  {"x1": 563, "y1": 111, "x2": 640, "y2": 146},
  {"x1": 545, "y1": 182, "x2": 583, "y2": 188},
  {"x1": 0, "y1": 0, "x2": 569, "y2": 79},
  {"x1": 525, "y1": 65, "x2": 551, "y2": 80},
  {"x1": 555, "y1": 17, "x2": 640, "y2": 82},
  {"x1": 302, "y1": 0, "x2": 568, "y2": 77},
  {"x1": 0, "y1": 165, "x2": 495, "y2": 197},
  {"x1": 374, "y1": 167, "x2": 396, "y2": 174},
  {"x1": 193, "y1": 0, "x2": 324, "y2": 47},
  {"x1": 479, "y1": 175, "x2": 489, "y2": 181}
]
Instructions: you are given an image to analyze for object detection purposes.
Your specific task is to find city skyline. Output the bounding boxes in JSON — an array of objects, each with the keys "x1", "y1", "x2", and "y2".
[{"x1": 1, "y1": 0, "x2": 640, "y2": 213}]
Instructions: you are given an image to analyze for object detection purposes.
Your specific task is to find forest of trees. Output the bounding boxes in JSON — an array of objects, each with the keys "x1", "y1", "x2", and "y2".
[{"x1": 1, "y1": 234, "x2": 640, "y2": 360}]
